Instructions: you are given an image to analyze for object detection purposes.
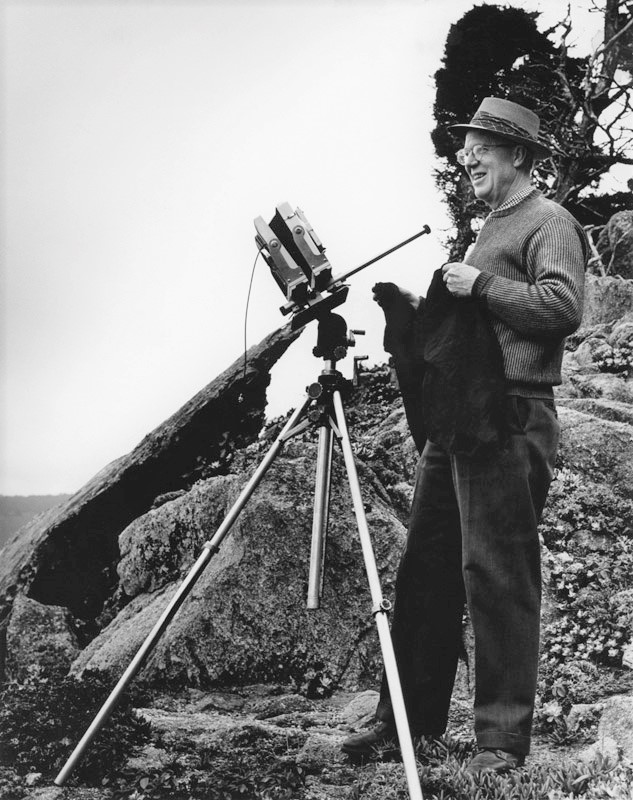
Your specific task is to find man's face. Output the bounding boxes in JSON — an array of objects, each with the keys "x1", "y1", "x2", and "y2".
[{"x1": 463, "y1": 131, "x2": 520, "y2": 209}]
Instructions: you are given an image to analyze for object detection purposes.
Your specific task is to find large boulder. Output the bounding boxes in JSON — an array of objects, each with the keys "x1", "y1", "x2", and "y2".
[
  {"x1": 557, "y1": 407, "x2": 633, "y2": 499},
  {"x1": 568, "y1": 373, "x2": 633, "y2": 404},
  {"x1": 583, "y1": 274, "x2": 633, "y2": 326},
  {"x1": 558, "y1": 311, "x2": 633, "y2": 402},
  {"x1": 71, "y1": 442, "x2": 406, "y2": 690},
  {"x1": 596, "y1": 211, "x2": 633, "y2": 280},
  {"x1": 5, "y1": 594, "x2": 79, "y2": 681},
  {"x1": 582, "y1": 695, "x2": 633, "y2": 762},
  {"x1": 0, "y1": 325, "x2": 301, "y2": 678}
]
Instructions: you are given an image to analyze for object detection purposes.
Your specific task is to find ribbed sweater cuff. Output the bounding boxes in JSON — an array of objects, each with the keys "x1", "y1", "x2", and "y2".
[
  {"x1": 472, "y1": 270, "x2": 495, "y2": 298},
  {"x1": 506, "y1": 382, "x2": 554, "y2": 399}
]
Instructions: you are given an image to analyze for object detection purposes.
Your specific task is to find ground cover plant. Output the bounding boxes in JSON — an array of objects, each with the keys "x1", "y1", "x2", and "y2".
[
  {"x1": 0, "y1": 668, "x2": 151, "y2": 791},
  {"x1": 352, "y1": 742, "x2": 633, "y2": 800}
]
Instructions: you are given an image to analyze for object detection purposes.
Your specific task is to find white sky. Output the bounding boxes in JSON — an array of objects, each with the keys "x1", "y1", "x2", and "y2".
[{"x1": 1, "y1": 0, "x2": 605, "y2": 495}]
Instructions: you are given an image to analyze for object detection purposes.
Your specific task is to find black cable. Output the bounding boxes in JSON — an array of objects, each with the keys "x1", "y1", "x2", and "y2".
[{"x1": 242, "y1": 245, "x2": 265, "y2": 392}]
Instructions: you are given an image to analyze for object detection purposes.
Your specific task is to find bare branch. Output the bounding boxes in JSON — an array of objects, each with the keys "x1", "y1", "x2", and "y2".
[
  {"x1": 603, "y1": 78, "x2": 633, "y2": 106},
  {"x1": 595, "y1": 9, "x2": 633, "y2": 57}
]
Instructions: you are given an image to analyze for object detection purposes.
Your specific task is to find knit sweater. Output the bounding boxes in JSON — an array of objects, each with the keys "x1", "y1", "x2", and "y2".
[{"x1": 469, "y1": 189, "x2": 587, "y2": 391}]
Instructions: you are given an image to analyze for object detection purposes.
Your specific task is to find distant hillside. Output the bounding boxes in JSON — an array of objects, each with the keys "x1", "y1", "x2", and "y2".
[{"x1": 0, "y1": 495, "x2": 71, "y2": 549}]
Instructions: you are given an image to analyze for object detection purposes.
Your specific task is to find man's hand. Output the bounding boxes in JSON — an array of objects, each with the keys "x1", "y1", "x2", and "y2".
[{"x1": 441, "y1": 262, "x2": 480, "y2": 297}]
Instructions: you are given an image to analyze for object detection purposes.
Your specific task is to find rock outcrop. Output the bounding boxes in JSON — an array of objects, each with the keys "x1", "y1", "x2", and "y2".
[
  {"x1": 70, "y1": 444, "x2": 406, "y2": 690},
  {"x1": 5, "y1": 595, "x2": 79, "y2": 681},
  {"x1": 582, "y1": 273, "x2": 633, "y2": 326},
  {"x1": 559, "y1": 278, "x2": 633, "y2": 421},
  {"x1": 0, "y1": 324, "x2": 301, "y2": 677},
  {"x1": 596, "y1": 210, "x2": 633, "y2": 280},
  {"x1": 557, "y1": 408, "x2": 633, "y2": 499}
]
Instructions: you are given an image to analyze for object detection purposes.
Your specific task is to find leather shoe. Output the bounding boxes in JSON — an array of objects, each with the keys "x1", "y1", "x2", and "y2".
[
  {"x1": 465, "y1": 748, "x2": 525, "y2": 775},
  {"x1": 341, "y1": 721, "x2": 398, "y2": 757}
]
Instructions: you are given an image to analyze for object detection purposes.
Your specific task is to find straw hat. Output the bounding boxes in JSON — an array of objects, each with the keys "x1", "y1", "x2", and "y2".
[{"x1": 449, "y1": 97, "x2": 551, "y2": 160}]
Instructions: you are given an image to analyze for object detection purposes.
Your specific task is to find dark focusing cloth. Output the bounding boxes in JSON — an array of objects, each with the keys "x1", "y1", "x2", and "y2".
[{"x1": 373, "y1": 268, "x2": 506, "y2": 456}]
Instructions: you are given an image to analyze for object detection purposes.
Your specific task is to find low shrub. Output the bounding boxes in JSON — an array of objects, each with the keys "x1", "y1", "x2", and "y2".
[
  {"x1": 103, "y1": 725, "x2": 308, "y2": 799},
  {"x1": 595, "y1": 342, "x2": 633, "y2": 376},
  {"x1": 0, "y1": 669, "x2": 151, "y2": 784},
  {"x1": 541, "y1": 468, "x2": 633, "y2": 552},
  {"x1": 539, "y1": 469, "x2": 633, "y2": 671}
]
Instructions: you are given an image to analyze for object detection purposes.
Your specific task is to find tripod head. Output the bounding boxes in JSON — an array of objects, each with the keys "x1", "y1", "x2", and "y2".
[
  {"x1": 312, "y1": 310, "x2": 363, "y2": 362},
  {"x1": 305, "y1": 309, "x2": 368, "y2": 398}
]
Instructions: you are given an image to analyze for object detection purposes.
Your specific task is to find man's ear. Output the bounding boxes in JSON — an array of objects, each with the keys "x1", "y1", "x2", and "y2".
[{"x1": 513, "y1": 145, "x2": 528, "y2": 167}]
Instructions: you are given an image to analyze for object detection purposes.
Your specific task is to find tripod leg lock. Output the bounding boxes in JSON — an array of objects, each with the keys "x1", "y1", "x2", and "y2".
[{"x1": 372, "y1": 598, "x2": 392, "y2": 617}]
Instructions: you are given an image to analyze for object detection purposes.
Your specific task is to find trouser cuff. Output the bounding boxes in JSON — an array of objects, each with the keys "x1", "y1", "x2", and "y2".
[{"x1": 477, "y1": 731, "x2": 531, "y2": 756}]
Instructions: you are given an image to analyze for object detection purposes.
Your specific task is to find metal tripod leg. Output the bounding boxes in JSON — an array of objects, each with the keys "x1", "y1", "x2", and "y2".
[
  {"x1": 54, "y1": 396, "x2": 312, "y2": 787},
  {"x1": 332, "y1": 389, "x2": 424, "y2": 800},
  {"x1": 307, "y1": 423, "x2": 333, "y2": 609}
]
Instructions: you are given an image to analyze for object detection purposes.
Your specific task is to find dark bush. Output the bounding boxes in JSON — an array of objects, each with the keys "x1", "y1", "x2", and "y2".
[{"x1": 0, "y1": 669, "x2": 151, "y2": 784}]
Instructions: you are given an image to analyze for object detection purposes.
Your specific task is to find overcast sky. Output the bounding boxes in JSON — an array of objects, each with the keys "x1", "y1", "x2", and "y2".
[{"x1": 1, "y1": 0, "x2": 605, "y2": 496}]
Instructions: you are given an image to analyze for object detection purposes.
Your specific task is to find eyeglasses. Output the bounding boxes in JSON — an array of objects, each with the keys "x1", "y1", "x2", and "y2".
[{"x1": 456, "y1": 144, "x2": 513, "y2": 165}]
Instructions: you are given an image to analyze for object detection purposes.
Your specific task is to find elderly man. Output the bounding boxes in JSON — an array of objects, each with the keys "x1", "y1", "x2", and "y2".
[{"x1": 342, "y1": 97, "x2": 587, "y2": 774}]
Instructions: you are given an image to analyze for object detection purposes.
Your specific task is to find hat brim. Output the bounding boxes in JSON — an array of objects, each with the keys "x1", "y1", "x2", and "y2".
[{"x1": 449, "y1": 122, "x2": 552, "y2": 161}]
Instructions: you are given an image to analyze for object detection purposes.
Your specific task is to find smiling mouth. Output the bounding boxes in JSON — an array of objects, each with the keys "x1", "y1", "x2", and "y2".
[{"x1": 470, "y1": 171, "x2": 486, "y2": 184}]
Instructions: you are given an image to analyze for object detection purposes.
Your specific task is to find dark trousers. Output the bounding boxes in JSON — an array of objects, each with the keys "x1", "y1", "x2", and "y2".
[{"x1": 377, "y1": 396, "x2": 559, "y2": 756}]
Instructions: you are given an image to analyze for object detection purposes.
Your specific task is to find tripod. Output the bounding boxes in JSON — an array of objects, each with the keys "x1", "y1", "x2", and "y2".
[{"x1": 55, "y1": 312, "x2": 424, "y2": 800}]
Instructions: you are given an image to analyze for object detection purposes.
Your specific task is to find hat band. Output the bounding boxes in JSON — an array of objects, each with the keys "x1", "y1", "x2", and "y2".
[{"x1": 470, "y1": 110, "x2": 537, "y2": 142}]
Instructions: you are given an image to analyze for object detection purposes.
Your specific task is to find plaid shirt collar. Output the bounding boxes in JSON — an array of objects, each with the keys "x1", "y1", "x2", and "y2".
[{"x1": 489, "y1": 185, "x2": 536, "y2": 216}]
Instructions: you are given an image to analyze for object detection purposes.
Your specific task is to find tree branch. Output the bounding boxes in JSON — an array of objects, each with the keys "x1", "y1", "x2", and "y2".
[{"x1": 596, "y1": 8, "x2": 633, "y2": 57}]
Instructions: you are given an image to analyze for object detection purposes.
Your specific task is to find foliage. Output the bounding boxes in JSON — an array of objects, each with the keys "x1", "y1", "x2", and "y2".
[
  {"x1": 0, "y1": 767, "x2": 25, "y2": 800},
  {"x1": 536, "y1": 660, "x2": 619, "y2": 746},
  {"x1": 542, "y1": 596, "x2": 630, "y2": 667},
  {"x1": 531, "y1": 465, "x2": 633, "y2": 748},
  {"x1": 595, "y1": 342, "x2": 633, "y2": 375},
  {"x1": 103, "y1": 725, "x2": 308, "y2": 800},
  {"x1": 538, "y1": 469, "x2": 633, "y2": 674},
  {"x1": 539, "y1": 658, "x2": 633, "y2": 709},
  {"x1": 281, "y1": 643, "x2": 336, "y2": 698},
  {"x1": 354, "y1": 365, "x2": 402, "y2": 408},
  {"x1": 343, "y1": 365, "x2": 402, "y2": 436},
  {"x1": 0, "y1": 669, "x2": 151, "y2": 783},
  {"x1": 352, "y1": 736, "x2": 633, "y2": 799},
  {"x1": 540, "y1": 468, "x2": 633, "y2": 550}
]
